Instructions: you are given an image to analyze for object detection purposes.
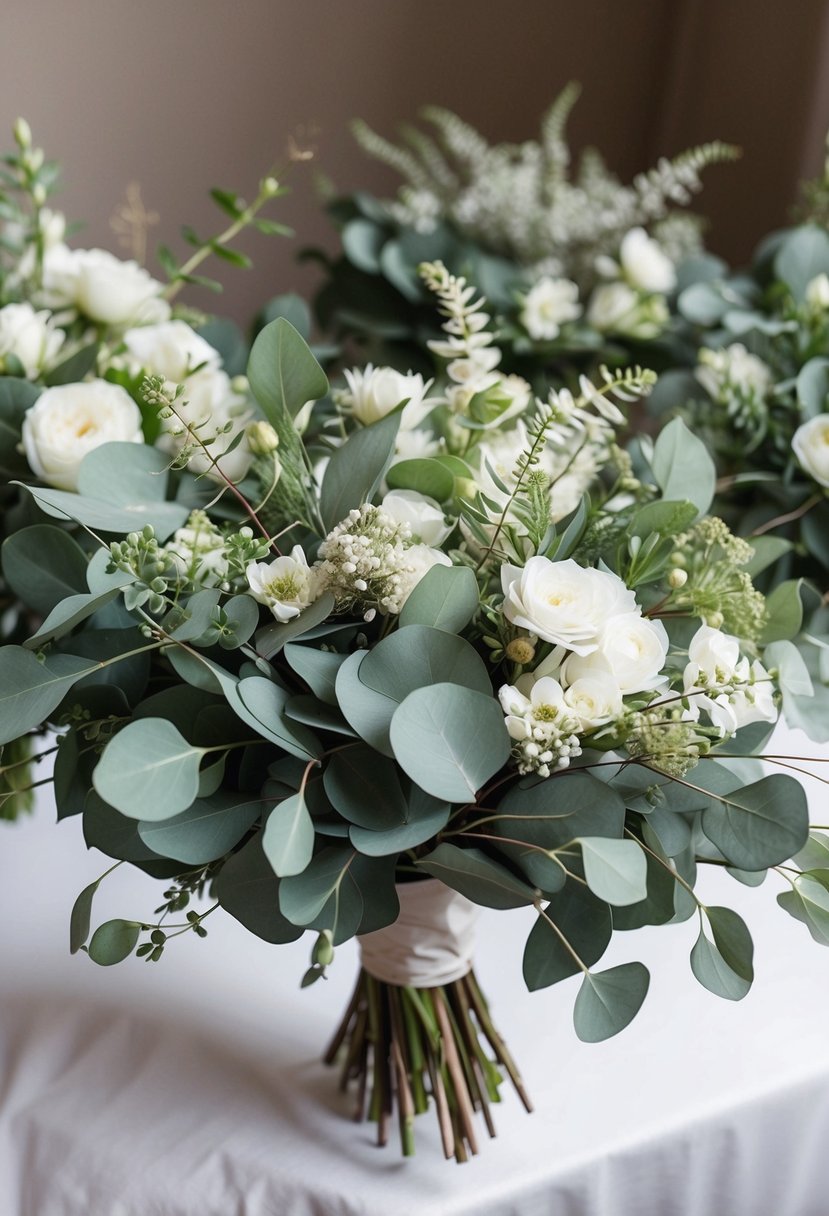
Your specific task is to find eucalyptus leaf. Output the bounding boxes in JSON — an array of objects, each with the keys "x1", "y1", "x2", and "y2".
[
  {"x1": 385, "y1": 458, "x2": 455, "y2": 502},
  {"x1": 2, "y1": 525, "x2": 88, "y2": 615},
  {"x1": 359, "y1": 624, "x2": 491, "y2": 702},
  {"x1": 92, "y1": 718, "x2": 205, "y2": 821},
  {"x1": 255, "y1": 592, "x2": 336, "y2": 659},
  {"x1": 320, "y1": 411, "x2": 400, "y2": 530},
  {"x1": 701, "y1": 773, "x2": 809, "y2": 870},
  {"x1": 247, "y1": 317, "x2": 328, "y2": 424},
  {"x1": 579, "y1": 837, "x2": 648, "y2": 906},
  {"x1": 284, "y1": 644, "x2": 346, "y2": 706},
  {"x1": 690, "y1": 926, "x2": 751, "y2": 1001},
  {"x1": 87, "y1": 919, "x2": 141, "y2": 966},
  {"x1": 778, "y1": 876, "x2": 829, "y2": 945},
  {"x1": 215, "y1": 836, "x2": 304, "y2": 943},
  {"x1": 323, "y1": 745, "x2": 409, "y2": 829},
  {"x1": 70, "y1": 878, "x2": 102, "y2": 954},
  {"x1": 334, "y1": 649, "x2": 397, "y2": 756},
  {"x1": 650, "y1": 417, "x2": 715, "y2": 516},
  {"x1": 415, "y1": 843, "x2": 536, "y2": 909},
  {"x1": 759, "y1": 579, "x2": 803, "y2": 644},
  {"x1": 573, "y1": 962, "x2": 650, "y2": 1042},
  {"x1": 0, "y1": 647, "x2": 99, "y2": 745},
  {"x1": 136, "y1": 792, "x2": 261, "y2": 864},
  {"x1": 398, "y1": 564, "x2": 479, "y2": 633},
  {"x1": 279, "y1": 846, "x2": 363, "y2": 943},
  {"x1": 775, "y1": 225, "x2": 829, "y2": 301},
  {"x1": 390, "y1": 683, "x2": 509, "y2": 802},
  {"x1": 262, "y1": 791, "x2": 315, "y2": 876},
  {"x1": 523, "y1": 883, "x2": 612, "y2": 991}
]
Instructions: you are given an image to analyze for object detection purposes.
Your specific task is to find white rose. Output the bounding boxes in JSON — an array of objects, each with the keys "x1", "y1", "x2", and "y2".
[
  {"x1": 562, "y1": 672, "x2": 624, "y2": 730},
  {"x1": 0, "y1": 302, "x2": 64, "y2": 379},
  {"x1": 587, "y1": 281, "x2": 669, "y2": 338},
  {"x1": 619, "y1": 228, "x2": 676, "y2": 293},
  {"x1": 564, "y1": 613, "x2": 669, "y2": 695},
  {"x1": 155, "y1": 367, "x2": 253, "y2": 482},
  {"x1": 22, "y1": 379, "x2": 144, "y2": 490},
  {"x1": 806, "y1": 273, "x2": 829, "y2": 311},
  {"x1": 341, "y1": 364, "x2": 438, "y2": 430},
  {"x1": 60, "y1": 247, "x2": 170, "y2": 326},
  {"x1": 792, "y1": 413, "x2": 829, "y2": 487},
  {"x1": 520, "y1": 276, "x2": 581, "y2": 341},
  {"x1": 380, "y1": 489, "x2": 453, "y2": 546},
  {"x1": 122, "y1": 320, "x2": 221, "y2": 383},
  {"x1": 246, "y1": 546, "x2": 320, "y2": 623},
  {"x1": 501, "y1": 556, "x2": 637, "y2": 655},
  {"x1": 398, "y1": 544, "x2": 452, "y2": 605}
]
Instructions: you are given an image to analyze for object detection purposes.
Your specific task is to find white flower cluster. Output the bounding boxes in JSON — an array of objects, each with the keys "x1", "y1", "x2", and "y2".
[
  {"x1": 498, "y1": 678, "x2": 583, "y2": 777},
  {"x1": 695, "y1": 343, "x2": 773, "y2": 425},
  {"x1": 354, "y1": 98, "x2": 730, "y2": 281},
  {"x1": 683, "y1": 625, "x2": 777, "y2": 735},
  {"x1": 315, "y1": 498, "x2": 450, "y2": 620},
  {"x1": 587, "y1": 228, "x2": 675, "y2": 339}
]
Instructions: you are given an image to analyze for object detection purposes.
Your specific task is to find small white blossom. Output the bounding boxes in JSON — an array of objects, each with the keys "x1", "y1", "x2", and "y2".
[
  {"x1": 683, "y1": 625, "x2": 777, "y2": 735},
  {"x1": 0, "y1": 302, "x2": 64, "y2": 378},
  {"x1": 498, "y1": 677, "x2": 582, "y2": 777},
  {"x1": 617, "y1": 227, "x2": 676, "y2": 293},
  {"x1": 806, "y1": 273, "x2": 829, "y2": 311},
  {"x1": 520, "y1": 276, "x2": 581, "y2": 341},
  {"x1": 587, "y1": 281, "x2": 669, "y2": 338},
  {"x1": 696, "y1": 343, "x2": 772, "y2": 405},
  {"x1": 339, "y1": 365, "x2": 438, "y2": 430},
  {"x1": 380, "y1": 488, "x2": 453, "y2": 546},
  {"x1": 166, "y1": 511, "x2": 229, "y2": 588},
  {"x1": 246, "y1": 546, "x2": 320, "y2": 623},
  {"x1": 792, "y1": 413, "x2": 829, "y2": 487}
]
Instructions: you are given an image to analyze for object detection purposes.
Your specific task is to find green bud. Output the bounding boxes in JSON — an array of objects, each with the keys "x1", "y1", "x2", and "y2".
[
  {"x1": 668, "y1": 568, "x2": 688, "y2": 590},
  {"x1": 247, "y1": 419, "x2": 280, "y2": 455},
  {"x1": 261, "y1": 176, "x2": 280, "y2": 198},
  {"x1": 312, "y1": 930, "x2": 334, "y2": 966},
  {"x1": 13, "y1": 117, "x2": 31, "y2": 148}
]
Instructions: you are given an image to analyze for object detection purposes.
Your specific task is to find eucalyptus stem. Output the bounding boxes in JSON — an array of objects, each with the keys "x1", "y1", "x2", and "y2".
[{"x1": 324, "y1": 967, "x2": 527, "y2": 1162}]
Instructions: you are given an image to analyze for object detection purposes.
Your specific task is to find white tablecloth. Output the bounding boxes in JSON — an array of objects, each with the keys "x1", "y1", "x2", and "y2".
[{"x1": 2, "y1": 724, "x2": 829, "y2": 1216}]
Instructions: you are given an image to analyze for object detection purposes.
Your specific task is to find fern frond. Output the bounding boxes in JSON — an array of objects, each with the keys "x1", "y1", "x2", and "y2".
[
  {"x1": 351, "y1": 119, "x2": 432, "y2": 192},
  {"x1": 633, "y1": 141, "x2": 741, "y2": 218},
  {"x1": 421, "y1": 106, "x2": 488, "y2": 176},
  {"x1": 400, "y1": 124, "x2": 459, "y2": 197},
  {"x1": 540, "y1": 81, "x2": 581, "y2": 196}
]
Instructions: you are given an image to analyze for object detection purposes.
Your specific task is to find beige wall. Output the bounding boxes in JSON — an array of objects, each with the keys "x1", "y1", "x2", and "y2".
[{"x1": 1, "y1": 0, "x2": 827, "y2": 325}]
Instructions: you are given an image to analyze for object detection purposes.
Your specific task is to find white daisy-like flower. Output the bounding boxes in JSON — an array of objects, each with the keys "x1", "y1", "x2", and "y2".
[{"x1": 246, "y1": 546, "x2": 321, "y2": 623}]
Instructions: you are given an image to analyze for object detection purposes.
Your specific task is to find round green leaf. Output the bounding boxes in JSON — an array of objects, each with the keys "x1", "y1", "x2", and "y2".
[
  {"x1": 385, "y1": 458, "x2": 455, "y2": 502},
  {"x1": 573, "y1": 962, "x2": 651, "y2": 1042},
  {"x1": 415, "y1": 843, "x2": 536, "y2": 909},
  {"x1": 92, "y1": 718, "x2": 205, "y2": 821},
  {"x1": 523, "y1": 883, "x2": 612, "y2": 991},
  {"x1": 390, "y1": 683, "x2": 509, "y2": 803},
  {"x1": 215, "y1": 836, "x2": 304, "y2": 944},
  {"x1": 137, "y1": 792, "x2": 261, "y2": 864},
  {"x1": 2, "y1": 525, "x2": 89, "y2": 615},
  {"x1": 579, "y1": 837, "x2": 648, "y2": 907},
  {"x1": 262, "y1": 791, "x2": 315, "y2": 877},
  {"x1": 701, "y1": 773, "x2": 809, "y2": 871},
  {"x1": 398, "y1": 564, "x2": 479, "y2": 634},
  {"x1": 360, "y1": 624, "x2": 491, "y2": 703},
  {"x1": 87, "y1": 919, "x2": 141, "y2": 966}
]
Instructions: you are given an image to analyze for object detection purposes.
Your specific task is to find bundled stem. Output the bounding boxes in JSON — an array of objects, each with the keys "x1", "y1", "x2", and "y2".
[{"x1": 323, "y1": 968, "x2": 531, "y2": 1163}]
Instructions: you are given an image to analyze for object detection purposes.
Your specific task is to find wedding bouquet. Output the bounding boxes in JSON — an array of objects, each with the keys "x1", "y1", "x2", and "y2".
[
  {"x1": 312, "y1": 85, "x2": 737, "y2": 384},
  {"x1": 2, "y1": 120, "x2": 828, "y2": 1165}
]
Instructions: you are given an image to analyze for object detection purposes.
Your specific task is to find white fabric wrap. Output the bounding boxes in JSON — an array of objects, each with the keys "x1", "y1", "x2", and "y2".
[{"x1": 357, "y1": 879, "x2": 479, "y2": 988}]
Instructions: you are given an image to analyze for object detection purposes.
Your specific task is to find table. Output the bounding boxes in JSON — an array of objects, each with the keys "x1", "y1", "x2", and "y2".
[{"x1": 2, "y1": 723, "x2": 829, "y2": 1216}]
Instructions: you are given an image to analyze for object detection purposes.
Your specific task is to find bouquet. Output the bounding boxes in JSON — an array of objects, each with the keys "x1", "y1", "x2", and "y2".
[
  {"x1": 3, "y1": 126, "x2": 829, "y2": 1167},
  {"x1": 312, "y1": 85, "x2": 737, "y2": 384}
]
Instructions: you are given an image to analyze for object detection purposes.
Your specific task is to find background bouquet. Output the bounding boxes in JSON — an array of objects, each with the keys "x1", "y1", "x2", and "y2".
[
  {"x1": 311, "y1": 85, "x2": 737, "y2": 385},
  {"x1": 1, "y1": 116, "x2": 828, "y2": 1163}
]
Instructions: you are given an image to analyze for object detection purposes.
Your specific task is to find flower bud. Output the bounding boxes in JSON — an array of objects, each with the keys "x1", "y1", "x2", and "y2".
[
  {"x1": 453, "y1": 477, "x2": 478, "y2": 503},
  {"x1": 668, "y1": 568, "x2": 688, "y2": 590},
  {"x1": 705, "y1": 610, "x2": 724, "y2": 629},
  {"x1": 32, "y1": 183, "x2": 47, "y2": 207},
  {"x1": 261, "y1": 176, "x2": 280, "y2": 198},
  {"x1": 231, "y1": 374, "x2": 249, "y2": 395},
  {"x1": 506, "y1": 637, "x2": 536, "y2": 665},
  {"x1": 13, "y1": 117, "x2": 31, "y2": 149},
  {"x1": 247, "y1": 419, "x2": 280, "y2": 455},
  {"x1": 312, "y1": 930, "x2": 334, "y2": 966}
]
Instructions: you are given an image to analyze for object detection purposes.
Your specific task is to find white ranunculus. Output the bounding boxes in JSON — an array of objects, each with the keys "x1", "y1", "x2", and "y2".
[
  {"x1": 50, "y1": 247, "x2": 170, "y2": 326},
  {"x1": 792, "y1": 413, "x2": 829, "y2": 487},
  {"x1": 122, "y1": 320, "x2": 221, "y2": 383},
  {"x1": 380, "y1": 489, "x2": 453, "y2": 546},
  {"x1": 564, "y1": 613, "x2": 669, "y2": 695},
  {"x1": 806, "y1": 273, "x2": 829, "y2": 311},
  {"x1": 501, "y1": 556, "x2": 637, "y2": 655},
  {"x1": 398, "y1": 544, "x2": 452, "y2": 605},
  {"x1": 341, "y1": 365, "x2": 438, "y2": 430},
  {"x1": 562, "y1": 672, "x2": 624, "y2": 729},
  {"x1": 587, "y1": 281, "x2": 669, "y2": 339},
  {"x1": 520, "y1": 276, "x2": 581, "y2": 341},
  {"x1": 21, "y1": 379, "x2": 144, "y2": 490},
  {"x1": 246, "y1": 546, "x2": 320, "y2": 623},
  {"x1": 155, "y1": 367, "x2": 252, "y2": 482},
  {"x1": 0, "y1": 302, "x2": 64, "y2": 379},
  {"x1": 619, "y1": 227, "x2": 676, "y2": 293}
]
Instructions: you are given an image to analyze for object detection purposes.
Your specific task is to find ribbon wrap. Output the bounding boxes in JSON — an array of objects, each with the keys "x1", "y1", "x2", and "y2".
[{"x1": 357, "y1": 879, "x2": 479, "y2": 988}]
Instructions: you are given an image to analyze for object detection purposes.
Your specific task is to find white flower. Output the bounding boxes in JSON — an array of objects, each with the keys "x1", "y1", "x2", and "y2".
[
  {"x1": 618, "y1": 227, "x2": 676, "y2": 293},
  {"x1": 696, "y1": 344, "x2": 772, "y2": 403},
  {"x1": 246, "y1": 546, "x2": 319, "y2": 623},
  {"x1": 122, "y1": 320, "x2": 221, "y2": 383},
  {"x1": 520, "y1": 276, "x2": 581, "y2": 341},
  {"x1": 0, "y1": 302, "x2": 64, "y2": 379},
  {"x1": 501, "y1": 556, "x2": 637, "y2": 655},
  {"x1": 391, "y1": 427, "x2": 442, "y2": 463},
  {"x1": 562, "y1": 672, "x2": 624, "y2": 729},
  {"x1": 340, "y1": 365, "x2": 438, "y2": 429},
  {"x1": 44, "y1": 246, "x2": 170, "y2": 326},
  {"x1": 498, "y1": 677, "x2": 582, "y2": 777},
  {"x1": 792, "y1": 413, "x2": 829, "y2": 487},
  {"x1": 563, "y1": 614, "x2": 669, "y2": 695},
  {"x1": 587, "y1": 281, "x2": 669, "y2": 338},
  {"x1": 380, "y1": 488, "x2": 452, "y2": 546},
  {"x1": 21, "y1": 379, "x2": 143, "y2": 490},
  {"x1": 683, "y1": 625, "x2": 777, "y2": 734},
  {"x1": 806, "y1": 273, "x2": 829, "y2": 311},
  {"x1": 155, "y1": 368, "x2": 253, "y2": 482}
]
